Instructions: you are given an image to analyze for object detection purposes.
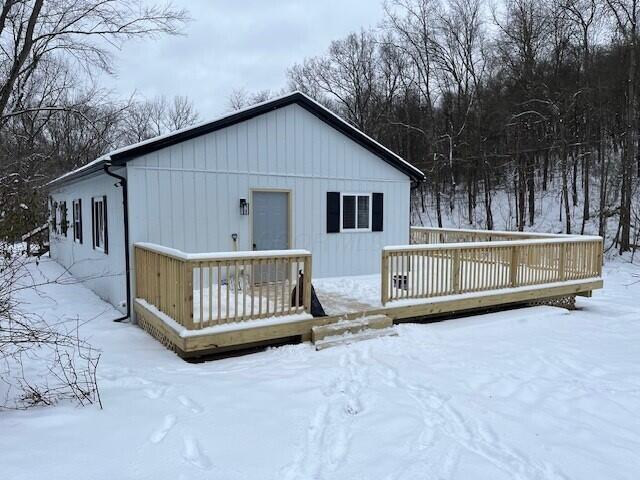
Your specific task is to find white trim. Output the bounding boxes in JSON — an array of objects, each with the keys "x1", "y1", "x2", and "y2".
[
  {"x1": 72, "y1": 199, "x2": 82, "y2": 244},
  {"x1": 340, "y1": 192, "x2": 372, "y2": 233},
  {"x1": 92, "y1": 196, "x2": 106, "y2": 252}
]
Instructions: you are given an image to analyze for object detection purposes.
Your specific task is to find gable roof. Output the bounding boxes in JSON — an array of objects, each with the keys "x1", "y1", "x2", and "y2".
[{"x1": 48, "y1": 91, "x2": 425, "y2": 188}]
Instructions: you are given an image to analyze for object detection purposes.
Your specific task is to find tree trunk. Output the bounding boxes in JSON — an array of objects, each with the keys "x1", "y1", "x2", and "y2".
[
  {"x1": 527, "y1": 153, "x2": 535, "y2": 226},
  {"x1": 434, "y1": 155, "x2": 443, "y2": 228},
  {"x1": 542, "y1": 150, "x2": 549, "y2": 190},
  {"x1": 483, "y1": 156, "x2": 494, "y2": 230},
  {"x1": 561, "y1": 143, "x2": 572, "y2": 234},
  {"x1": 598, "y1": 139, "x2": 608, "y2": 238},
  {"x1": 581, "y1": 152, "x2": 590, "y2": 234},
  {"x1": 572, "y1": 152, "x2": 579, "y2": 206},
  {"x1": 619, "y1": 34, "x2": 637, "y2": 253}
]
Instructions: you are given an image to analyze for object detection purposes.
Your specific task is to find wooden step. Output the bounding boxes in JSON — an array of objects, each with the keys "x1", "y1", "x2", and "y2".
[
  {"x1": 314, "y1": 327, "x2": 398, "y2": 351},
  {"x1": 311, "y1": 314, "x2": 393, "y2": 343}
]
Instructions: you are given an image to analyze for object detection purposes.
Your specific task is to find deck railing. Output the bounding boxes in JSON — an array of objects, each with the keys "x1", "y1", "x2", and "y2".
[
  {"x1": 383, "y1": 234, "x2": 603, "y2": 305},
  {"x1": 134, "y1": 243, "x2": 312, "y2": 329},
  {"x1": 410, "y1": 226, "x2": 563, "y2": 244}
]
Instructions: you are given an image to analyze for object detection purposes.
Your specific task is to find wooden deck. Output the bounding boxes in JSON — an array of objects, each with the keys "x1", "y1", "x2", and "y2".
[{"x1": 133, "y1": 227, "x2": 603, "y2": 358}]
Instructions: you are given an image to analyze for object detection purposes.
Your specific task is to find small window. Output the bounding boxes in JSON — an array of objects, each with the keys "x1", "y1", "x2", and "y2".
[
  {"x1": 341, "y1": 193, "x2": 370, "y2": 232},
  {"x1": 52, "y1": 201, "x2": 60, "y2": 234},
  {"x1": 92, "y1": 196, "x2": 108, "y2": 253},
  {"x1": 72, "y1": 199, "x2": 82, "y2": 243},
  {"x1": 60, "y1": 201, "x2": 69, "y2": 236}
]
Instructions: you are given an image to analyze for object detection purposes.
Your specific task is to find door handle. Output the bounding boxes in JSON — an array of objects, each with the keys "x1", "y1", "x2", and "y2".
[{"x1": 253, "y1": 243, "x2": 257, "y2": 250}]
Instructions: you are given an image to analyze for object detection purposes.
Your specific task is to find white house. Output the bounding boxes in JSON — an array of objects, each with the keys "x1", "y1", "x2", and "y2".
[{"x1": 48, "y1": 92, "x2": 424, "y2": 318}]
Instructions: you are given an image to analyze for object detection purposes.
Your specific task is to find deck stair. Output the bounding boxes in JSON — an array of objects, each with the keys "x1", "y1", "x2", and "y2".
[{"x1": 312, "y1": 314, "x2": 397, "y2": 350}]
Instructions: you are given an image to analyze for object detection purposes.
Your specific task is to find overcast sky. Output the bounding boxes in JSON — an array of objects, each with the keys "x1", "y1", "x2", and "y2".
[{"x1": 103, "y1": 0, "x2": 385, "y2": 119}]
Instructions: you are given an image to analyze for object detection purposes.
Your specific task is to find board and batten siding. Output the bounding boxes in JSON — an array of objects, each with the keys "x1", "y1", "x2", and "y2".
[
  {"x1": 126, "y1": 103, "x2": 411, "y2": 278},
  {"x1": 49, "y1": 169, "x2": 127, "y2": 312}
]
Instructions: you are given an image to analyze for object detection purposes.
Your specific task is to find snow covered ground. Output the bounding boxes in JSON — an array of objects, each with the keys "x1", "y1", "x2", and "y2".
[{"x1": 2, "y1": 256, "x2": 640, "y2": 480}]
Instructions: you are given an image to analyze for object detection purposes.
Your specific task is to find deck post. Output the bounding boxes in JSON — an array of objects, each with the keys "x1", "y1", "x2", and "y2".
[
  {"x1": 452, "y1": 249, "x2": 461, "y2": 293},
  {"x1": 510, "y1": 246, "x2": 519, "y2": 287},
  {"x1": 559, "y1": 243, "x2": 566, "y2": 281},
  {"x1": 182, "y1": 261, "x2": 195, "y2": 329},
  {"x1": 303, "y1": 255, "x2": 312, "y2": 314},
  {"x1": 381, "y1": 250, "x2": 389, "y2": 305},
  {"x1": 596, "y1": 238, "x2": 603, "y2": 275}
]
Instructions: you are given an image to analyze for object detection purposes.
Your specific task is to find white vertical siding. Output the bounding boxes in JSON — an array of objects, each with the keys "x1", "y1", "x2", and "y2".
[
  {"x1": 49, "y1": 170, "x2": 127, "y2": 312},
  {"x1": 126, "y1": 103, "x2": 411, "y2": 278}
]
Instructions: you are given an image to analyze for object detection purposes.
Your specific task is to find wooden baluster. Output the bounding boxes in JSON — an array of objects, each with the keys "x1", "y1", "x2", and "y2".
[
  {"x1": 281, "y1": 259, "x2": 286, "y2": 315},
  {"x1": 208, "y1": 265, "x2": 213, "y2": 325},
  {"x1": 241, "y1": 260, "x2": 247, "y2": 320},
  {"x1": 250, "y1": 259, "x2": 255, "y2": 318},
  {"x1": 217, "y1": 263, "x2": 221, "y2": 324},
  {"x1": 233, "y1": 260, "x2": 239, "y2": 322},
  {"x1": 274, "y1": 259, "x2": 279, "y2": 316},
  {"x1": 225, "y1": 262, "x2": 230, "y2": 323},
  {"x1": 452, "y1": 249, "x2": 461, "y2": 294},
  {"x1": 199, "y1": 263, "x2": 204, "y2": 326},
  {"x1": 258, "y1": 259, "x2": 263, "y2": 317},
  {"x1": 287, "y1": 259, "x2": 292, "y2": 314},
  {"x1": 404, "y1": 253, "x2": 409, "y2": 298},
  {"x1": 391, "y1": 253, "x2": 396, "y2": 300}
]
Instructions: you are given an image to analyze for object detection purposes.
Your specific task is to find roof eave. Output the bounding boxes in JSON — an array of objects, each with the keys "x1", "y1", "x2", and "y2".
[{"x1": 50, "y1": 91, "x2": 425, "y2": 186}]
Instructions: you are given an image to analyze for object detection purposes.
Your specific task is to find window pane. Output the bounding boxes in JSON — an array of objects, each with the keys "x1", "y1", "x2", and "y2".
[
  {"x1": 94, "y1": 203, "x2": 98, "y2": 246},
  {"x1": 99, "y1": 203, "x2": 104, "y2": 247},
  {"x1": 357, "y1": 196, "x2": 369, "y2": 229},
  {"x1": 342, "y1": 195, "x2": 356, "y2": 229},
  {"x1": 94, "y1": 201, "x2": 103, "y2": 248}
]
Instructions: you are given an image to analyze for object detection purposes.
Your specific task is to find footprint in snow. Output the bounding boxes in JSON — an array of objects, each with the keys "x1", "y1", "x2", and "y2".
[
  {"x1": 150, "y1": 414, "x2": 176, "y2": 444},
  {"x1": 344, "y1": 396, "x2": 362, "y2": 416},
  {"x1": 178, "y1": 395, "x2": 203, "y2": 413},
  {"x1": 183, "y1": 436, "x2": 212, "y2": 470},
  {"x1": 144, "y1": 385, "x2": 169, "y2": 400}
]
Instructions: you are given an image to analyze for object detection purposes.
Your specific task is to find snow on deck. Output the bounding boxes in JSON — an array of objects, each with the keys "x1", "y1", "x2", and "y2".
[
  {"x1": 315, "y1": 275, "x2": 381, "y2": 314},
  {"x1": 3, "y1": 257, "x2": 640, "y2": 480}
]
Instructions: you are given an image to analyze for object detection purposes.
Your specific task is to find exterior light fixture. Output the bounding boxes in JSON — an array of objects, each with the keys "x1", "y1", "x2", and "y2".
[{"x1": 239, "y1": 198, "x2": 249, "y2": 215}]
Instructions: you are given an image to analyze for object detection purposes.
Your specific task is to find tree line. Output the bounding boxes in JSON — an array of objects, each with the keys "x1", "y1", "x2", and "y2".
[
  {"x1": 287, "y1": 0, "x2": 640, "y2": 254},
  {"x1": 2, "y1": 0, "x2": 639, "y2": 257},
  {"x1": 0, "y1": 0, "x2": 198, "y2": 242}
]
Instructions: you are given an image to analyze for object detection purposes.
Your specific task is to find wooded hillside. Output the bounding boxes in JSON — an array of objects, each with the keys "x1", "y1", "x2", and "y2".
[
  {"x1": 2, "y1": 0, "x2": 639, "y2": 257},
  {"x1": 288, "y1": 0, "x2": 640, "y2": 254}
]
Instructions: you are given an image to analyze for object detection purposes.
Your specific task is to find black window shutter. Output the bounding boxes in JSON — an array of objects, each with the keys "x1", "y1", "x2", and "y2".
[
  {"x1": 103, "y1": 195, "x2": 109, "y2": 254},
  {"x1": 78, "y1": 199, "x2": 83, "y2": 244},
  {"x1": 91, "y1": 198, "x2": 95, "y2": 249},
  {"x1": 372, "y1": 193, "x2": 383, "y2": 232},
  {"x1": 326, "y1": 192, "x2": 340, "y2": 233}
]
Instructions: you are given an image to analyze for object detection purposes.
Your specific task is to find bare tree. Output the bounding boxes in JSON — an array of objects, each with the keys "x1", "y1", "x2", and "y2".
[
  {"x1": 0, "y1": 0, "x2": 189, "y2": 123},
  {"x1": 289, "y1": 29, "x2": 399, "y2": 135},
  {"x1": 120, "y1": 95, "x2": 200, "y2": 145},
  {"x1": 0, "y1": 244, "x2": 101, "y2": 409},
  {"x1": 606, "y1": 0, "x2": 639, "y2": 252},
  {"x1": 226, "y1": 88, "x2": 285, "y2": 112}
]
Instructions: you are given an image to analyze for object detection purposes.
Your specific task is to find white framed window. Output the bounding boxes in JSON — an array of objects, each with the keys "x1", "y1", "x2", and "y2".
[
  {"x1": 59, "y1": 201, "x2": 68, "y2": 236},
  {"x1": 340, "y1": 193, "x2": 371, "y2": 232},
  {"x1": 72, "y1": 199, "x2": 82, "y2": 243},
  {"x1": 92, "y1": 196, "x2": 107, "y2": 253}
]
